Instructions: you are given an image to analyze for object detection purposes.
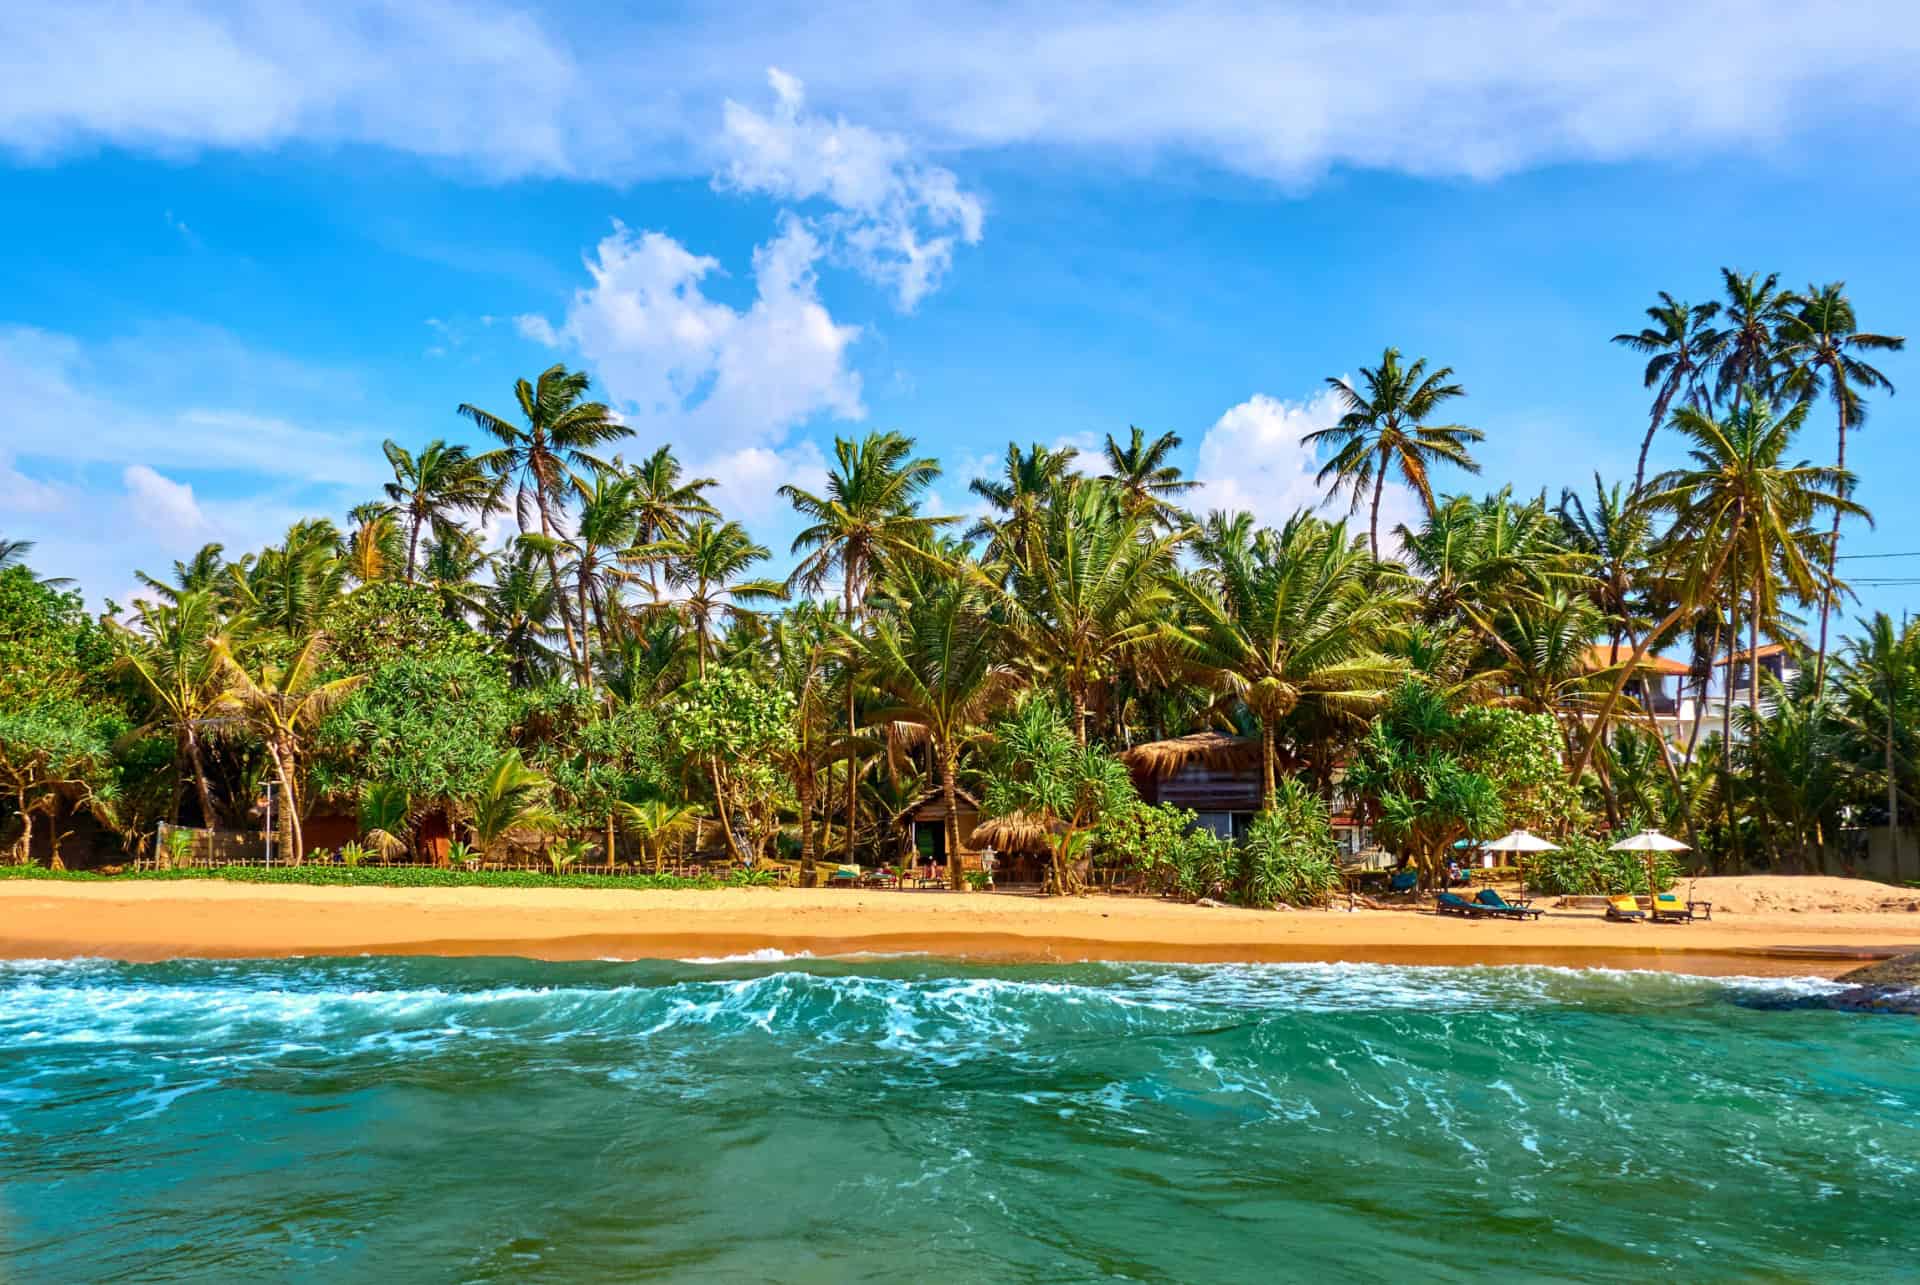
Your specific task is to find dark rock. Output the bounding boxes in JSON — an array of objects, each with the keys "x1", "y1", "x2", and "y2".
[
  {"x1": 1837, "y1": 952, "x2": 1920, "y2": 989},
  {"x1": 1196, "y1": 897, "x2": 1228, "y2": 908}
]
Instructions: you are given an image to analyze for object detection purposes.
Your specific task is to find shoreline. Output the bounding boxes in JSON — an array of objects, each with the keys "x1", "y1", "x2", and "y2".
[{"x1": 5, "y1": 881, "x2": 1918, "y2": 975}]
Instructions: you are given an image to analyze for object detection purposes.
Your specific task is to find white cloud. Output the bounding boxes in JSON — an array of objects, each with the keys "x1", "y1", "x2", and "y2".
[
  {"x1": 698, "y1": 440, "x2": 829, "y2": 526},
  {"x1": 531, "y1": 215, "x2": 863, "y2": 460},
  {"x1": 1193, "y1": 390, "x2": 1422, "y2": 549},
  {"x1": 4, "y1": 3, "x2": 1915, "y2": 185},
  {"x1": 720, "y1": 68, "x2": 984, "y2": 309},
  {"x1": 2, "y1": 452, "x2": 68, "y2": 515},
  {"x1": 122, "y1": 464, "x2": 208, "y2": 534}
]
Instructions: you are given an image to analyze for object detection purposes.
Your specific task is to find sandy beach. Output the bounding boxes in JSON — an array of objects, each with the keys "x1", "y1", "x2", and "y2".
[{"x1": 4, "y1": 876, "x2": 1917, "y2": 974}]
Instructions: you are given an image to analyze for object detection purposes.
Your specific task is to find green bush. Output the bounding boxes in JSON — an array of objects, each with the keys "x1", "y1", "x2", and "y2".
[
  {"x1": 1235, "y1": 780, "x2": 1343, "y2": 907},
  {"x1": 1527, "y1": 833, "x2": 1678, "y2": 896},
  {"x1": 0, "y1": 864, "x2": 764, "y2": 892},
  {"x1": 1165, "y1": 828, "x2": 1233, "y2": 901}
]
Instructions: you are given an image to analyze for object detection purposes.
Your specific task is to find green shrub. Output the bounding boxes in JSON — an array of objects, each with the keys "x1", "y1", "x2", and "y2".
[
  {"x1": 0, "y1": 864, "x2": 763, "y2": 892},
  {"x1": 1166, "y1": 828, "x2": 1233, "y2": 901},
  {"x1": 1527, "y1": 833, "x2": 1679, "y2": 896},
  {"x1": 1235, "y1": 780, "x2": 1343, "y2": 907}
]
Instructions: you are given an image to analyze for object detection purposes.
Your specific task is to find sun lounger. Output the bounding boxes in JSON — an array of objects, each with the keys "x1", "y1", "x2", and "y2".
[
  {"x1": 1474, "y1": 889, "x2": 1543, "y2": 920},
  {"x1": 1436, "y1": 891, "x2": 1493, "y2": 918},
  {"x1": 1605, "y1": 895, "x2": 1647, "y2": 921},
  {"x1": 1652, "y1": 892, "x2": 1711, "y2": 922}
]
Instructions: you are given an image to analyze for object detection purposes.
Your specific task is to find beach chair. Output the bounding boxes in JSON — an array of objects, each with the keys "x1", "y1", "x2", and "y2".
[
  {"x1": 1435, "y1": 891, "x2": 1493, "y2": 918},
  {"x1": 1474, "y1": 888, "x2": 1543, "y2": 920},
  {"x1": 1605, "y1": 895, "x2": 1647, "y2": 922},
  {"x1": 1652, "y1": 891, "x2": 1711, "y2": 922}
]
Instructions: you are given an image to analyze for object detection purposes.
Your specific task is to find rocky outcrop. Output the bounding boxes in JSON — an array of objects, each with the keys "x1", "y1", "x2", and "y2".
[{"x1": 1837, "y1": 952, "x2": 1920, "y2": 989}]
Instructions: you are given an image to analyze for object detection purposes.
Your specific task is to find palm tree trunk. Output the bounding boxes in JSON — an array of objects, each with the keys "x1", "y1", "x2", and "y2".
[
  {"x1": 537, "y1": 488, "x2": 584, "y2": 682},
  {"x1": 1368, "y1": 454, "x2": 1388, "y2": 560},
  {"x1": 1814, "y1": 390, "x2": 1849, "y2": 686},
  {"x1": 186, "y1": 728, "x2": 217, "y2": 829},
  {"x1": 797, "y1": 771, "x2": 815, "y2": 881},
  {"x1": 1721, "y1": 561, "x2": 1739, "y2": 869},
  {"x1": 576, "y1": 569, "x2": 594, "y2": 692},
  {"x1": 1889, "y1": 695, "x2": 1901, "y2": 883},
  {"x1": 11, "y1": 792, "x2": 30, "y2": 864},
  {"x1": 1260, "y1": 719, "x2": 1277, "y2": 810},
  {"x1": 940, "y1": 745, "x2": 965, "y2": 892},
  {"x1": 605, "y1": 809, "x2": 616, "y2": 870},
  {"x1": 844, "y1": 576, "x2": 860, "y2": 865},
  {"x1": 406, "y1": 512, "x2": 423, "y2": 585},
  {"x1": 1632, "y1": 394, "x2": 1668, "y2": 495},
  {"x1": 709, "y1": 760, "x2": 747, "y2": 863}
]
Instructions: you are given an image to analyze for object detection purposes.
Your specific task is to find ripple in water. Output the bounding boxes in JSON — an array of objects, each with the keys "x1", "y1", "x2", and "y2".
[{"x1": 1, "y1": 956, "x2": 1915, "y2": 1282}]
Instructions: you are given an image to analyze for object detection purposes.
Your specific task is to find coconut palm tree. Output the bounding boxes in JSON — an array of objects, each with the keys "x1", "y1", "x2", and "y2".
[
  {"x1": 1776, "y1": 283, "x2": 1905, "y2": 679},
  {"x1": 1558, "y1": 474, "x2": 1656, "y2": 653},
  {"x1": 420, "y1": 526, "x2": 490, "y2": 623},
  {"x1": 1715, "y1": 270, "x2": 1800, "y2": 413},
  {"x1": 1304, "y1": 347, "x2": 1484, "y2": 558},
  {"x1": 1834, "y1": 613, "x2": 1920, "y2": 882},
  {"x1": 458, "y1": 366, "x2": 631, "y2": 676},
  {"x1": 781, "y1": 431, "x2": 952, "y2": 860},
  {"x1": 465, "y1": 749, "x2": 558, "y2": 860},
  {"x1": 1612, "y1": 293, "x2": 1723, "y2": 492},
  {"x1": 968, "y1": 441, "x2": 1083, "y2": 562},
  {"x1": 134, "y1": 543, "x2": 226, "y2": 605},
  {"x1": 114, "y1": 589, "x2": 229, "y2": 827},
  {"x1": 478, "y1": 539, "x2": 565, "y2": 686},
  {"x1": 616, "y1": 797, "x2": 706, "y2": 874},
  {"x1": 1003, "y1": 479, "x2": 1188, "y2": 743},
  {"x1": 1173, "y1": 513, "x2": 1411, "y2": 800},
  {"x1": 553, "y1": 466, "x2": 640, "y2": 690},
  {"x1": 212, "y1": 632, "x2": 366, "y2": 861},
  {"x1": 228, "y1": 521, "x2": 348, "y2": 639},
  {"x1": 1100, "y1": 426, "x2": 1199, "y2": 527},
  {"x1": 765, "y1": 603, "x2": 846, "y2": 877},
  {"x1": 1570, "y1": 391, "x2": 1864, "y2": 783},
  {"x1": 627, "y1": 446, "x2": 717, "y2": 603},
  {"x1": 659, "y1": 520, "x2": 784, "y2": 675},
  {"x1": 859, "y1": 562, "x2": 1022, "y2": 888},
  {"x1": 381, "y1": 438, "x2": 497, "y2": 584}
]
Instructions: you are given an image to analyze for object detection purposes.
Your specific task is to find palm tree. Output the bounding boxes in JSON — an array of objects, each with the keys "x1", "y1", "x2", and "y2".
[
  {"x1": 627, "y1": 446, "x2": 717, "y2": 603},
  {"x1": 1776, "y1": 283, "x2": 1905, "y2": 678},
  {"x1": 1612, "y1": 293, "x2": 1722, "y2": 492},
  {"x1": 859, "y1": 562, "x2": 1022, "y2": 888},
  {"x1": 465, "y1": 749, "x2": 558, "y2": 860},
  {"x1": 114, "y1": 589, "x2": 229, "y2": 827},
  {"x1": 765, "y1": 603, "x2": 845, "y2": 877},
  {"x1": 134, "y1": 543, "x2": 226, "y2": 605},
  {"x1": 345, "y1": 503, "x2": 404, "y2": 585},
  {"x1": 968, "y1": 441, "x2": 1083, "y2": 561},
  {"x1": 1558, "y1": 474, "x2": 1655, "y2": 653},
  {"x1": 228, "y1": 521, "x2": 348, "y2": 638},
  {"x1": 1100, "y1": 426, "x2": 1198, "y2": 527},
  {"x1": 616, "y1": 797, "x2": 706, "y2": 873},
  {"x1": 212, "y1": 632, "x2": 366, "y2": 861},
  {"x1": 1570, "y1": 391, "x2": 1863, "y2": 782},
  {"x1": 478, "y1": 539, "x2": 565, "y2": 686},
  {"x1": 1715, "y1": 270, "x2": 1800, "y2": 413},
  {"x1": 458, "y1": 366, "x2": 632, "y2": 676},
  {"x1": 1003, "y1": 479, "x2": 1187, "y2": 743},
  {"x1": 420, "y1": 526, "x2": 490, "y2": 623},
  {"x1": 1173, "y1": 513, "x2": 1411, "y2": 799},
  {"x1": 381, "y1": 439, "x2": 497, "y2": 584},
  {"x1": 781, "y1": 431, "x2": 951, "y2": 860},
  {"x1": 1835, "y1": 614, "x2": 1920, "y2": 882},
  {"x1": 555, "y1": 466, "x2": 640, "y2": 690},
  {"x1": 659, "y1": 520, "x2": 784, "y2": 675},
  {"x1": 1304, "y1": 347, "x2": 1484, "y2": 558}
]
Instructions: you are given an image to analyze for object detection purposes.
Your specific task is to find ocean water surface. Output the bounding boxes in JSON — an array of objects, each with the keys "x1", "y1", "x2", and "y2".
[{"x1": 2, "y1": 955, "x2": 1917, "y2": 1282}]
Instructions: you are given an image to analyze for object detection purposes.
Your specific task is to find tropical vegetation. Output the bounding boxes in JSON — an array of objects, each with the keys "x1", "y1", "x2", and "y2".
[{"x1": 0, "y1": 273, "x2": 1911, "y2": 896}]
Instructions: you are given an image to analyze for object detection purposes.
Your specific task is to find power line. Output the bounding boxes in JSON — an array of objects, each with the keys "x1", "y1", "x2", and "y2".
[{"x1": 1838, "y1": 551, "x2": 1920, "y2": 561}]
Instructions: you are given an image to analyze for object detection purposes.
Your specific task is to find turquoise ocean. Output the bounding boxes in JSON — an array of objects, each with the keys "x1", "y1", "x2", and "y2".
[{"x1": 2, "y1": 955, "x2": 1917, "y2": 1282}]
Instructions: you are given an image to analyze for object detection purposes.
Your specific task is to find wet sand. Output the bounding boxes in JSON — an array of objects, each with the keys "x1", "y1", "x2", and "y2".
[{"x1": 5, "y1": 880, "x2": 1918, "y2": 975}]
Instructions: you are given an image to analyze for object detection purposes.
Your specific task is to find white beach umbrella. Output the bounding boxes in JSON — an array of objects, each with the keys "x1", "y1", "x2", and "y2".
[
  {"x1": 1482, "y1": 829, "x2": 1559, "y2": 889},
  {"x1": 1609, "y1": 830, "x2": 1690, "y2": 903}
]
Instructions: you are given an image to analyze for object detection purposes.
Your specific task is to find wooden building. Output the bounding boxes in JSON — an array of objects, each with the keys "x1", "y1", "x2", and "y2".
[{"x1": 1121, "y1": 732, "x2": 1268, "y2": 840}]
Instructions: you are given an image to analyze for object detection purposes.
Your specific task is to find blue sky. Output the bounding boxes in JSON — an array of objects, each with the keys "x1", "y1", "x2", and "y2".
[{"x1": 3, "y1": 1, "x2": 1918, "y2": 626}]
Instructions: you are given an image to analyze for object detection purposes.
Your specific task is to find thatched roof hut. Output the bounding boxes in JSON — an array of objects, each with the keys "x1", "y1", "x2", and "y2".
[
  {"x1": 1121, "y1": 732, "x2": 1264, "y2": 780},
  {"x1": 970, "y1": 810, "x2": 1060, "y2": 855}
]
